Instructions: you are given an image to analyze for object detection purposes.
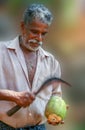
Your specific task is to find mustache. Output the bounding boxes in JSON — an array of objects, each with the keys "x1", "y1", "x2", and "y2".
[{"x1": 28, "y1": 39, "x2": 43, "y2": 45}]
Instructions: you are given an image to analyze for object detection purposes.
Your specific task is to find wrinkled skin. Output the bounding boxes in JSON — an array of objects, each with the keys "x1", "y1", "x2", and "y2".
[
  {"x1": 14, "y1": 91, "x2": 35, "y2": 107},
  {"x1": 20, "y1": 20, "x2": 49, "y2": 52},
  {"x1": 0, "y1": 90, "x2": 35, "y2": 108}
]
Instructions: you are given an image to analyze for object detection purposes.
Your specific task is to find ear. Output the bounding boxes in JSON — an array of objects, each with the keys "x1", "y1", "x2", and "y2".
[{"x1": 20, "y1": 21, "x2": 26, "y2": 35}]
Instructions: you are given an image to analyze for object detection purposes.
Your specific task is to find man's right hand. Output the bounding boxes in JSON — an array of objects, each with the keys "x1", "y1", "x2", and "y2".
[{"x1": 14, "y1": 91, "x2": 35, "y2": 107}]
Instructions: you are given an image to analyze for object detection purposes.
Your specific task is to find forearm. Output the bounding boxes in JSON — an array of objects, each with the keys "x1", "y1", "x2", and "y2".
[
  {"x1": 0, "y1": 89, "x2": 17, "y2": 102},
  {"x1": 0, "y1": 89, "x2": 35, "y2": 107}
]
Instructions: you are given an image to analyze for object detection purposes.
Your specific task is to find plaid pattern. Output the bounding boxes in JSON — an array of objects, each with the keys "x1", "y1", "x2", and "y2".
[{"x1": 0, "y1": 121, "x2": 46, "y2": 130}]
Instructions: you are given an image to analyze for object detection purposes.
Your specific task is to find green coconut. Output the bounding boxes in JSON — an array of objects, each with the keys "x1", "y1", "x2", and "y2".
[{"x1": 45, "y1": 96, "x2": 67, "y2": 120}]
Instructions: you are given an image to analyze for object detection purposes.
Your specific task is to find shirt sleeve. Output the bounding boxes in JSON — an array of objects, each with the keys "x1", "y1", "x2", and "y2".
[{"x1": 51, "y1": 57, "x2": 62, "y2": 97}]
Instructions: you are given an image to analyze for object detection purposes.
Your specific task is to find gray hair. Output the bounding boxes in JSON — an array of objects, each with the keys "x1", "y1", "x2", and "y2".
[{"x1": 23, "y1": 4, "x2": 53, "y2": 26}]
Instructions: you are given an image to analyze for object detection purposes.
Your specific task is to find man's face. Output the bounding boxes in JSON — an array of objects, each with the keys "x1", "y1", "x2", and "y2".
[{"x1": 20, "y1": 20, "x2": 49, "y2": 51}]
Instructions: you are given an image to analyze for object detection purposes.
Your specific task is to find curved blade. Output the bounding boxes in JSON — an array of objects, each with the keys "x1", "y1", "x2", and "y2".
[{"x1": 34, "y1": 77, "x2": 71, "y2": 95}]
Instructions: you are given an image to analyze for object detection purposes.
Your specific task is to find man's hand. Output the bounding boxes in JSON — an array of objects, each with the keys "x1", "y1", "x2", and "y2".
[{"x1": 14, "y1": 91, "x2": 35, "y2": 107}]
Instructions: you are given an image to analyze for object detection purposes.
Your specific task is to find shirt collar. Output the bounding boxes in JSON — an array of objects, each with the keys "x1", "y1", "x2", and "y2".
[
  {"x1": 6, "y1": 36, "x2": 20, "y2": 50},
  {"x1": 6, "y1": 36, "x2": 50, "y2": 58},
  {"x1": 39, "y1": 47, "x2": 51, "y2": 59}
]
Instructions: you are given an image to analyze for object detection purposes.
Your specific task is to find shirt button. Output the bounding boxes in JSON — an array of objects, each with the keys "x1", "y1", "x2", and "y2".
[{"x1": 29, "y1": 113, "x2": 32, "y2": 116}]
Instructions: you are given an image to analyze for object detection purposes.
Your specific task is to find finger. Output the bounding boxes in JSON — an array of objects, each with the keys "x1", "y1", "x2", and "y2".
[{"x1": 30, "y1": 93, "x2": 35, "y2": 100}]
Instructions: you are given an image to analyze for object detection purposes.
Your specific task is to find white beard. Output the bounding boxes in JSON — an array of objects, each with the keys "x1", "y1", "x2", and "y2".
[
  {"x1": 21, "y1": 37, "x2": 43, "y2": 52},
  {"x1": 26, "y1": 39, "x2": 43, "y2": 51},
  {"x1": 26, "y1": 44, "x2": 40, "y2": 51}
]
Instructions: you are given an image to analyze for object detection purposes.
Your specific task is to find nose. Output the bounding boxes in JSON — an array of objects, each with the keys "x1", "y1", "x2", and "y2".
[{"x1": 37, "y1": 33, "x2": 42, "y2": 42}]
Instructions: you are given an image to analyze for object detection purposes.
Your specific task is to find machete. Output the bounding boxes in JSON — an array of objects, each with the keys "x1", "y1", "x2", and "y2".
[{"x1": 7, "y1": 77, "x2": 71, "y2": 116}]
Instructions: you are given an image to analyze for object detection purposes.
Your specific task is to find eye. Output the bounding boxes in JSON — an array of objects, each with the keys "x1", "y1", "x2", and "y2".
[
  {"x1": 30, "y1": 30, "x2": 38, "y2": 34},
  {"x1": 42, "y1": 32, "x2": 48, "y2": 37}
]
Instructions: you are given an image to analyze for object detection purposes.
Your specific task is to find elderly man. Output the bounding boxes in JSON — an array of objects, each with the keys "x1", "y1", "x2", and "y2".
[{"x1": 0, "y1": 3, "x2": 62, "y2": 130}]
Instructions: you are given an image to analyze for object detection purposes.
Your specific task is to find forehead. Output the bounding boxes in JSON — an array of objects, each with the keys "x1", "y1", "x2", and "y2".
[{"x1": 26, "y1": 20, "x2": 49, "y2": 31}]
